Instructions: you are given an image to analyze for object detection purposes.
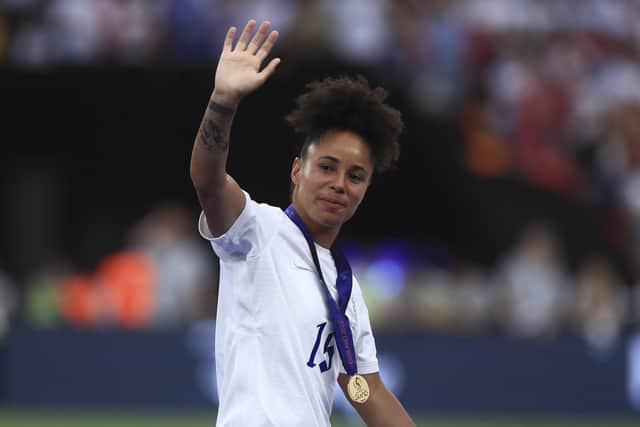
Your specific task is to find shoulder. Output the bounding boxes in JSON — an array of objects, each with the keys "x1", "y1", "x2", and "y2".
[{"x1": 200, "y1": 191, "x2": 290, "y2": 260}]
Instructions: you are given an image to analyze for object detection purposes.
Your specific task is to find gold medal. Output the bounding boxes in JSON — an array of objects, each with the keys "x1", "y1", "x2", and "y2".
[{"x1": 347, "y1": 374, "x2": 370, "y2": 404}]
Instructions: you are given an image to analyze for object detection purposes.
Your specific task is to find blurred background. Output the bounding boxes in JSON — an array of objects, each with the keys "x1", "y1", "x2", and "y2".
[{"x1": 2, "y1": 0, "x2": 640, "y2": 425}]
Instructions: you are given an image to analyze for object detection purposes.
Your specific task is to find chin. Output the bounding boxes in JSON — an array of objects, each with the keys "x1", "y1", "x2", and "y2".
[{"x1": 317, "y1": 210, "x2": 351, "y2": 228}]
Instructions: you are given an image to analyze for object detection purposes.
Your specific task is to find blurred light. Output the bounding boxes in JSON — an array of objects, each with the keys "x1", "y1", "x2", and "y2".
[{"x1": 364, "y1": 257, "x2": 407, "y2": 299}]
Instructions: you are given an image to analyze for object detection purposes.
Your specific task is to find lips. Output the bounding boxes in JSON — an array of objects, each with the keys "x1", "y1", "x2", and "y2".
[{"x1": 318, "y1": 197, "x2": 346, "y2": 209}]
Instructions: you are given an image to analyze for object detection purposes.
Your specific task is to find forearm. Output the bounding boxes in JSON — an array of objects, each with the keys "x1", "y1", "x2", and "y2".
[
  {"x1": 190, "y1": 90, "x2": 239, "y2": 194},
  {"x1": 340, "y1": 373, "x2": 415, "y2": 427},
  {"x1": 360, "y1": 387, "x2": 415, "y2": 427}
]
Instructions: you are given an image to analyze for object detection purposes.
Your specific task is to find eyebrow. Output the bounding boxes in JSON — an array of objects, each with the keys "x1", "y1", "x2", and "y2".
[
  {"x1": 319, "y1": 155, "x2": 339, "y2": 163},
  {"x1": 318, "y1": 155, "x2": 369, "y2": 173}
]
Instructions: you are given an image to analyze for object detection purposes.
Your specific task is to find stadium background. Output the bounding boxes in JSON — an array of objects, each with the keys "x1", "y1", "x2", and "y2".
[{"x1": 2, "y1": 0, "x2": 640, "y2": 425}]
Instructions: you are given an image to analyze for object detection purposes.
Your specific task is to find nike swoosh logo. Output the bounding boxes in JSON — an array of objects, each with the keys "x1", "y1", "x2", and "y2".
[{"x1": 294, "y1": 263, "x2": 315, "y2": 273}]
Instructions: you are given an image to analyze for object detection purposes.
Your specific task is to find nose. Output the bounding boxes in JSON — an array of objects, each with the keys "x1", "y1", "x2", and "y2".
[{"x1": 330, "y1": 172, "x2": 346, "y2": 193}]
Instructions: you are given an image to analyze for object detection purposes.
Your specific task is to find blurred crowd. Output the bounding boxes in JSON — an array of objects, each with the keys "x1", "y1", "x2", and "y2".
[
  {"x1": 2, "y1": 0, "x2": 640, "y2": 356},
  {"x1": 11, "y1": 203, "x2": 219, "y2": 331},
  {"x1": 2, "y1": 211, "x2": 639, "y2": 359},
  {"x1": 360, "y1": 221, "x2": 638, "y2": 357}
]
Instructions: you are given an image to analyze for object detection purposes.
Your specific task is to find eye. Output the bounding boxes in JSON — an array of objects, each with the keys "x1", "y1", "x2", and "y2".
[
  {"x1": 319, "y1": 163, "x2": 334, "y2": 172},
  {"x1": 350, "y1": 173, "x2": 366, "y2": 183}
]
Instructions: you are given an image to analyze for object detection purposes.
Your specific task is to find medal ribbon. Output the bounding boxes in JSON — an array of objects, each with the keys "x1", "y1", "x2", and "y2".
[{"x1": 285, "y1": 205, "x2": 358, "y2": 376}]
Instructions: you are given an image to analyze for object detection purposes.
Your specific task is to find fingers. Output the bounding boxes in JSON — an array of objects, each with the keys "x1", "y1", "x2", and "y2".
[
  {"x1": 232, "y1": 20, "x2": 278, "y2": 58},
  {"x1": 247, "y1": 21, "x2": 271, "y2": 54},
  {"x1": 234, "y1": 19, "x2": 257, "y2": 52},
  {"x1": 256, "y1": 30, "x2": 279, "y2": 61},
  {"x1": 223, "y1": 26, "x2": 236, "y2": 52}
]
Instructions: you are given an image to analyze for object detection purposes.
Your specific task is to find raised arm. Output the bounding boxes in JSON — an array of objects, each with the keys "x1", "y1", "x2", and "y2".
[{"x1": 190, "y1": 19, "x2": 280, "y2": 236}]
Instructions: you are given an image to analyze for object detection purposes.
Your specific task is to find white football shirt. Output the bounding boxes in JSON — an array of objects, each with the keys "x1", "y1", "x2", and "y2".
[{"x1": 199, "y1": 191, "x2": 379, "y2": 427}]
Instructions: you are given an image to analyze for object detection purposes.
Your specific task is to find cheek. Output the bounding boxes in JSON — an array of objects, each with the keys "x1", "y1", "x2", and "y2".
[
  {"x1": 350, "y1": 186, "x2": 368, "y2": 206},
  {"x1": 296, "y1": 175, "x2": 320, "y2": 200},
  {"x1": 303, "y1": 170, "x2": 327, "y2": 189}
]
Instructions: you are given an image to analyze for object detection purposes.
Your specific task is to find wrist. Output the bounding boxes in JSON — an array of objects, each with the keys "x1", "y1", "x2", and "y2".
[{"x1": 210, "y1": 90, "x2": 241, "y2": 110}]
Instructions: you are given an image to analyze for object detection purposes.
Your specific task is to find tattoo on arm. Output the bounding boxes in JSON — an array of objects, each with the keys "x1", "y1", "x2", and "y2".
[
  {"x1": 198, "y1": 101, "x2": 234, "y2": 151},
  {"x1": 208, "y1": 100, "x2": 234, "y2": 115},
  {"x1": 199, "y1": 118, "x2": 228, "y2": 151}
]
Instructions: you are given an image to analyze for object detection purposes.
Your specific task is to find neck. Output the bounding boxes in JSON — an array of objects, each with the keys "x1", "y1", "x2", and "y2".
[
  {"x1": 292, "y1": 201, "x2": 340, "y2": 249},
  {"x1": 314, "y1": 228, "x2": 339, "y2": 250}
]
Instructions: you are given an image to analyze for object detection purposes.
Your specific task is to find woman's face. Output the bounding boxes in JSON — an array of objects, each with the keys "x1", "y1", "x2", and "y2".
[{"x1": 291, "y1": 130, "x2": 374, "y2": 232}]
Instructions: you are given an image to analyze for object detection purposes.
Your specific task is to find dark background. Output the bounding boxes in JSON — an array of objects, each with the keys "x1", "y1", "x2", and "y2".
[{"x1": 0, "y1": 62, "x2": 603, "y2": 285}]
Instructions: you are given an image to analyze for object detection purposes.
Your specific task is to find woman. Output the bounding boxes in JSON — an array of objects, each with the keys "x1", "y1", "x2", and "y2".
[{"x1": 190, "y1": 19, "x2": 415, "y2": 427}]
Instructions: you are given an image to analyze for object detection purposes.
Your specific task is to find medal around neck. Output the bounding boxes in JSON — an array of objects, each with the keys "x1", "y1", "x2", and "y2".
[
  {"x1": 347, "y1": 374, "x2": 370, "y2": 404},
  {"x1": 285, "y1": 206, "x2": 367, "y2": 402}
]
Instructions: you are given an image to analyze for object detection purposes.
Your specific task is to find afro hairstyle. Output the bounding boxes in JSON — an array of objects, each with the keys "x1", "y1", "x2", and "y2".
[{"x1": 285, "y1": 75, "x2": 403, "y2": 173}]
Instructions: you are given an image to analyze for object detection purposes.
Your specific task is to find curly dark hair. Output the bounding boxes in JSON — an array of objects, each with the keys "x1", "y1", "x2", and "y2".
[{"x1": 285, "y1": 75, "x2": 403, "y2": 173}]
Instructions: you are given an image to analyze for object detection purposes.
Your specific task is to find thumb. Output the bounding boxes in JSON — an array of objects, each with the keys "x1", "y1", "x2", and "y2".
[{"x1": 258, "y1": 58, "x2": 281, "y2": 81}]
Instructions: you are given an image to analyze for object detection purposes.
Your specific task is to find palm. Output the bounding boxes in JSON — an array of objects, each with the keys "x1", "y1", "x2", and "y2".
[
  {"x1": 215, "y1": 20, "x2": 280, "y2": 100},
  {"x1": 216, "y1": 52, "x2": 264, "y2": 95}
]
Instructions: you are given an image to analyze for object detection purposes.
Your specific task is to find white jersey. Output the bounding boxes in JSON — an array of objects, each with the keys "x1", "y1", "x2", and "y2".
[{"x1": 199, "y1": 191, "x2": 379, "y2": 427}]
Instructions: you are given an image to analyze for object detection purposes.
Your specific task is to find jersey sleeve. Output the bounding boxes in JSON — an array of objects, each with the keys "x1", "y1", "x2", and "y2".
[
  {"x1": 198, "y1": 191, "x2": 280, "y2": 262},
  {"x1": 340, "y1": 277, "x2": 379, "y2": 375}
]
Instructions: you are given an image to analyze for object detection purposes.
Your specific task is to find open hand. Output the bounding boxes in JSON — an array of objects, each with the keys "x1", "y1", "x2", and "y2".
[{"x1": 214, "y1": 20, "x2": 280, "y2": 103}]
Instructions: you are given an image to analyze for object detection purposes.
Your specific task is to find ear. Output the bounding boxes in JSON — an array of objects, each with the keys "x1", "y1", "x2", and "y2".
[{"x1": 291, "y1": 157, "x2": 301, "y2": 186}]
